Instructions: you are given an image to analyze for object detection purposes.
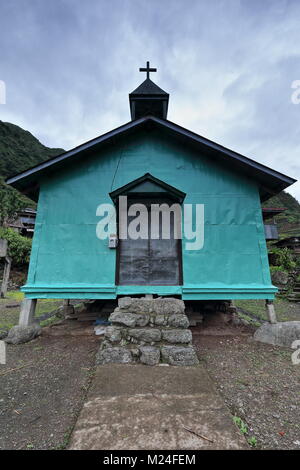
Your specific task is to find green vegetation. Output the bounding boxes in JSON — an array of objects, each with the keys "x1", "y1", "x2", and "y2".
[
  {"x1": 0, "y1": 291, "x2": 62, "y2": 330},
  {"x1": 0, "y1": 176, "x2": 31, "y2": 225},
  {"x1": 233, "y1": 416, "x2": 248, "y2": 434},
  {"x1": 269, "y1": 247, "x2": 296, "y2": 272},
  {"x1": 0, "y1": 120, "x2": 64, "y2": 224},
  {"x1": 0, "y1": 121, "x2": 64, "y2": 179},
  {"x1": 235, "y1": 297, "x2": 299, "y2": 322},
  {"x1": 233, "y1": 416, "x2": 258, "y2": 447},
  {"x1": 248, "y1": 436, "x2": 257, "y2": 448},
  {"x1": 5, "y1": 290, "x2": 24, "y2": 301},
  {"x1": 0, "y1": 227, "x2": 32, "y2": 264}
]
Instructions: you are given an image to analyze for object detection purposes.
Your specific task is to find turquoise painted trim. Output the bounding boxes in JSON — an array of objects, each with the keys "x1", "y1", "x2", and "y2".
[
  {"x1": 116, "y1": 286, "x2": 183, "y2": 296},
  {"x1": 22, "y1": 283, "x2": 277, "y2": 301},
  {"x1": 182, "y1": 293, "x2": 275, "y2": 300},
  {"x1": 25, "y1": 293, "x2": 115, "y2": 299},
  {"x1": 182, "y1": 284, "x2": 277, "y2": 300},
  {"x1": 182, "y1": 285, "x2": 277, "y2": 293},
  {"x1": 22, "y1": 284, "x2": 116, "y2": 299}
]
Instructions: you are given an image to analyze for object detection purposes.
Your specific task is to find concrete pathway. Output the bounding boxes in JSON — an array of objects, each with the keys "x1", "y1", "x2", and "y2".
[{"x1": 69, "y1": 363, "x2": 248, "y2": 450}]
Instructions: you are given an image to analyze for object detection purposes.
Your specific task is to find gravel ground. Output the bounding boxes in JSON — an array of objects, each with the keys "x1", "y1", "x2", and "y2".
[
  {"x1": 0, "y1": 333, "x2": 100, "y2": 450},
  {"x1": 0, "y1": 296, "x2": 299, "y2": 450},
  {"x1": 193, "y1": 330, "x2": 300, "y2": 450}
]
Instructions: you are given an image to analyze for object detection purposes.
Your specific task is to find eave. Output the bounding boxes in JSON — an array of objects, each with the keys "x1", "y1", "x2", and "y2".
[{"x1": 5, "y1": 115, "x2": 296, "y2": 202}]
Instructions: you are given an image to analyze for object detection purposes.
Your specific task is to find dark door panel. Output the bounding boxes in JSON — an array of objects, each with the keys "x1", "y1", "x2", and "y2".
[{"x1": 117, "y1": 198, "x2": 182, "y2": 286}]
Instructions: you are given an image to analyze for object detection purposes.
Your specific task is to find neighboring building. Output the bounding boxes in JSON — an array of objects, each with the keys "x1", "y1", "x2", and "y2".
[
  {"x1": 6, "y1": 64, "x2": 296, "y2": 322},
  {"x1": 7, "y1": 207, "x2": 36, "y2": 237},
  {"x1": 262, "y1": 207, "x2": 286, "y2": 240}
]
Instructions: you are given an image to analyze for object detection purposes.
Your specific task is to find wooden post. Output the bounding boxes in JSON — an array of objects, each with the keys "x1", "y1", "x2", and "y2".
[
  {"x1": 265, "y1": 300, "x2": 277, "y2": 324},
  {"x1": 19, "y1": 299, "x2": 37, "y2": 326},
  {"x1": 0, "y1": 256, "x2": 12, "y2": 298}
]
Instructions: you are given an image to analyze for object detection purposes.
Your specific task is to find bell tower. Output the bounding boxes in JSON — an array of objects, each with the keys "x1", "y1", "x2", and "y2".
[{"x1": 129, "y1": 61, "x2": 169, "y2": 120}]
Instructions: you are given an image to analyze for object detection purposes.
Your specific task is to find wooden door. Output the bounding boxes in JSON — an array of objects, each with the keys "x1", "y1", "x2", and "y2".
[{"x1": 117, "y1": 197, "x2": 182, "y2": 286}]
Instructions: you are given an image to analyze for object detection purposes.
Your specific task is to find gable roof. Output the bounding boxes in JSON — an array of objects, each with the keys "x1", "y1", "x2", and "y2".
[
  {"x1": 6, "y1": 115, "x2": 296, "y2": 202},
  {"x1": 110, "y1": 172, "x2": 186, "y2": 203}
]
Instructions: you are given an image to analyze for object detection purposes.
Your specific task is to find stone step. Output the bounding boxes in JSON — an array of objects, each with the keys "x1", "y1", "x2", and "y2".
[
  {"x1": 288, "y1": 292, "x2": 300, "y2": 298},
  {"x1": 288, "y1": 296, "x2": 300, "y2": 302},
  {"x1": 97, "y1": 297, "x2": 198, "y2": 365}
]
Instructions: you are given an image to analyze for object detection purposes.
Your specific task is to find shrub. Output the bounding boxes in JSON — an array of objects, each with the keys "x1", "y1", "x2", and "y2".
[
  {"x1": 0, "y1": 227, "x2": 32, "y2": 265},
  {"x1": 270, "y1": 247, "x2": 296, "y2": 272}
]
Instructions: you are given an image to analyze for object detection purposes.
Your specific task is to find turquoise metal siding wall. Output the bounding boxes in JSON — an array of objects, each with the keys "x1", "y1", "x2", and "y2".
[{"x1": 23, "y1": 129, "x2": 276, "y2": 299}]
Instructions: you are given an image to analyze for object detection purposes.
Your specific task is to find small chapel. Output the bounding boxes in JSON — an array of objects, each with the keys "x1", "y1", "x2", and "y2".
[{"x1": 6, "y1": 62, "x2": 296, "y2": 328}]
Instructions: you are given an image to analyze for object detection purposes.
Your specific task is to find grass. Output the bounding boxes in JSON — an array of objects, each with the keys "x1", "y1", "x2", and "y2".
[
  {"x1": 6, "y1": 290, "x2": 24, "y2": 301},
  {"x1": 0, "y1": 290, "x2": 62, "y2": 329},
  {"x1": 235, "y1": 297, "x2": 300, "y2": 323}
]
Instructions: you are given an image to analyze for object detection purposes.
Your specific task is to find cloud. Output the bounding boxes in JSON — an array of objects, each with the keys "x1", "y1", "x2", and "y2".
[{"x1": 0, "y1": 0, "x2": 299, "y2": 200}]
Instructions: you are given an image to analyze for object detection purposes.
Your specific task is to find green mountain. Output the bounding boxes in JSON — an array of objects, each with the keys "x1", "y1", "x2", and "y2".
[
  {"x1": 0, "y1": 120, "x2": 64, "y2": 224},
  {"x1": 264, "y1": 191, "x2": 300, "y2": 239},
  {"x1": 0, "y1": 120, "x2": 64, "y2": 178}
]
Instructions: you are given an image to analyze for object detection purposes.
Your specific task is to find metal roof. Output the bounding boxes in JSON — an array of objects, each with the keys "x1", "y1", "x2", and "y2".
[
  {"x1": 6, "y1": 115, "x2": 297, "y2": 202},
  {"x1": 130, "y1": 78, "x2": 168, "y2": 96}
]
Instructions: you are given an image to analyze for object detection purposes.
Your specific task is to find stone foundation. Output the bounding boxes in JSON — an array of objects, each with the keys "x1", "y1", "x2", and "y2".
[{"x1": 96, "y1": 297, "x2": 199, "y2": 366}]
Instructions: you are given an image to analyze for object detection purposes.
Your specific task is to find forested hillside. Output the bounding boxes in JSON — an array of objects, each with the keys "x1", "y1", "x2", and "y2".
[{"x1": 0, "y1": 120, "x2": 64, "y2": 224}]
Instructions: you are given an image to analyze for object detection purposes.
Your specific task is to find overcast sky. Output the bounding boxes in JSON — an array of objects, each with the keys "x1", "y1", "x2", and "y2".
[{"x1": 0, "y1": 0, "x2": 299, "y2": 200}]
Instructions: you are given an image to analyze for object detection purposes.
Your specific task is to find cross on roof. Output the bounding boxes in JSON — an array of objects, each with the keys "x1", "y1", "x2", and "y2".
[{"x1": 139, "y1": 61, "x2": 157, "y2": 79}]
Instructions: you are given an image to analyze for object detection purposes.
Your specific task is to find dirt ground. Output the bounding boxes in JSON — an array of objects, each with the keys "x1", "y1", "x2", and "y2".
[
  {"x1": 193, "y1": 330, "x2": 300, "y2": 450},
  {"x1": 0, "y1": 333, "x2": 100, "y2": 450},
  {"x1": 0, "y1": 297, "x2": 299, "y2": 450}
]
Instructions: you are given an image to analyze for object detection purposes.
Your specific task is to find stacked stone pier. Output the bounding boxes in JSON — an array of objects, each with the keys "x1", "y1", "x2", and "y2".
[{"x1": 96, "y1": 297, "x2": 199, "y2": 366}]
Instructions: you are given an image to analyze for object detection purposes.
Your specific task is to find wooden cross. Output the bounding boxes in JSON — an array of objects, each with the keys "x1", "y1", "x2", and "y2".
[{"x1": 139, "y1": 61, "x2": 157, "y2": 79}]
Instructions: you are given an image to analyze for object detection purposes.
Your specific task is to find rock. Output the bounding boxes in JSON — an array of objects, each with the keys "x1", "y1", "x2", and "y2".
[
  {"x1": 118, "y1": 297, "x2": 153, "y2": 313},
  {"x1": 161, "y1": 346, "x2": 199, "y2": 366},
  {"x1": 162, "y1": 329, "x2": 192, "y2": 344},
  {"x1": 118, "y1": 297, "x2": 185, "y2": 315},
  {"x1": 167, "y1": 314, "x2": 189, "y2": 328},
  {"x1": 103, "y1": 298, "x2": 194, "y2": 365},
  {"x1": 96, "y1": 347, "x2": 132, "y2": 365},
  {"x1": 254, "y1": 321, "x2": 300, "y2": 348},
  {"x1": 105, "y1": 326, "x2": 122, "y2": 342},
  {"x1": 271, "y1": 270, "x2": 289, "y2": 286},
  {"x1": 139, "y1": 346, "x2": 160, "y2": 365},
  {"x1": 118, "y1": 296, "x2": 135, "y2": 310},
  {"x1": 131, "y1": 348, "x2": 140, "y2": 358},
  {"x1": 109, "y1": 311, "x2": 149, "y2": 327},
  {"x1": 0, "y1": 328, "x2": 9, "y2": 340},
  {"x1": 127, "y1": 328, "x2": 161, "y2": 343},
  {"x1": 153, "y1": 298, "x2": 185, "y2": 315},
  {"x1": 5, "y1": 323, "x2": 41, "y2": 344},
  {"x1": 154, "y1": 314, "x2": 167, "y2": 326}
]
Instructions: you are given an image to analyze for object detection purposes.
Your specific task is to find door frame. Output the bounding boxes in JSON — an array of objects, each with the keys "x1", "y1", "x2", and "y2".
[{"x1": 110, "y1": 173, "x2": 186, "y2": 287}]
